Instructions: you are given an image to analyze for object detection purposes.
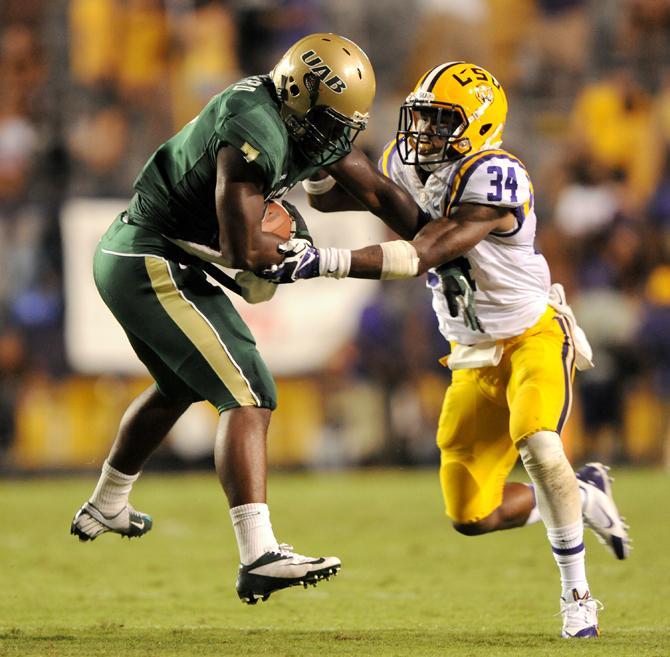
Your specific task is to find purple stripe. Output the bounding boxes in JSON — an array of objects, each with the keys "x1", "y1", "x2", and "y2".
[
  {"x1": 388, "y1": 143, "x2": 399, "y2": 176},
  {"x1": 444, "y1": 151, "x2": 483, "y2": 214},
  {"x1": 490, "y1": 206, "x2": 525, "y2": 237},
  {"x1": 526, "y1": 483, "x2": 536, "y2": 506},
  {"x1": 554, "y1": 316, "x2": 574, "y2": 433},
  {"x1": 552, "y1": 542, "x2": 585, "y2": 556},
  {"x1": 378, "y1": 140, "x2": 398, "y2": 175}
]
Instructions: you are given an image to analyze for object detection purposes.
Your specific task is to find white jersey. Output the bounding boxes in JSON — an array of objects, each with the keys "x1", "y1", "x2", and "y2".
[{"x1": 379, "y1": 140, "x2": 550, "y2": 345}]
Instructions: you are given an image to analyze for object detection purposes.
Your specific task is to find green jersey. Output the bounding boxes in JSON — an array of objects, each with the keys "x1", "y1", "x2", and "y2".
[{"x1": 127, "y1": 75, "x2": 343, "y2": 247}]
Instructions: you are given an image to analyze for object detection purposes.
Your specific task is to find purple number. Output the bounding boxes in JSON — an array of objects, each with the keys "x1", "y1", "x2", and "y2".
[
  {"x1": 487, "y1": 165, "x2": 518, "y2": 203},
  {"x1": 487, "y1": 165, "x2": 503, "y2": 201},
  {"x1": 505, "y1": 167, "x2": 518, "y2": 202}
]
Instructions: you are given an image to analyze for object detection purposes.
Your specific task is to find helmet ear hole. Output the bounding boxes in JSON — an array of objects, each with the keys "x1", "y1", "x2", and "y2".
[
  {"x1": 479, "y1": 123, "x2": 492, "y2": 136},
  {"x1": 289, "y1": 84, "x2": 300, "y2": 97}
]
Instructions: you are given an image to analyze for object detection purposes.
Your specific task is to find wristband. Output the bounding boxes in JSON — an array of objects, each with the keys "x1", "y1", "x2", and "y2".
[
  {"x1": 302, "y1": 175, "x2": 336, "y2": 195},
  {"x1": 318, "y1": 247, "x2": 351, "y2": 278}
]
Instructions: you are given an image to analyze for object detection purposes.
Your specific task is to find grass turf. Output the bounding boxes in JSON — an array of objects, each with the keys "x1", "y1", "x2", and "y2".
[{"x1": 0, "y1": 467, "x2": 668, "y2": 656}]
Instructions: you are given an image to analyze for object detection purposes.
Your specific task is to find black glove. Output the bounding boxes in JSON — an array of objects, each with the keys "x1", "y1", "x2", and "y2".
[
  {"x1": 281, "y1": 200, "x2": 313, "y2": 244},
  {"x1": 437, "y1": 263, "x2": 485, "y2": 333}
]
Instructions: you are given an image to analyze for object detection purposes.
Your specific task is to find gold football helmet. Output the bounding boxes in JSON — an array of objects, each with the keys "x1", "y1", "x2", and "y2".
[
  {"x1": 397, "y1": 62, "x2": 508, "y2": 168},
  {"x1": 272, "y1": 33, "x2": 376, "y2": 165}
]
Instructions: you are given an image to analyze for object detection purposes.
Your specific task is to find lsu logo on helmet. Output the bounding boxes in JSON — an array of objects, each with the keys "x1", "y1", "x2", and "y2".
[{"x1": 397, "y1": 61, "x2": 508, "y2": 167}]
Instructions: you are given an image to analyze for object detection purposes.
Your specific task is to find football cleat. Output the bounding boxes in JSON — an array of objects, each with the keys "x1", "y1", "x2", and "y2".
[
  {"x1": 236, "y1": 543, "x2": 341, "y2": 604},
  {"x1": 559, "y1": 589, "x2": 603, "y2": 638},
  {"x1": 70, "y1": 502, "x2": 153, "y2": 541},
  {"x1": 576, "y1": 462, "x2": 630, "y2": 560}
]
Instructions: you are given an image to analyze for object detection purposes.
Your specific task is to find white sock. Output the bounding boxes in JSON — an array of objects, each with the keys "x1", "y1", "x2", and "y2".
[
  {"x1": 230, "y1": 503, "x2": 279, "y2": 565},
  {"x1": 523, "y1": 484, "x2": 542, "y2": 526},
  {"x1": 89, "y1": 460, "x2": 139, "y2": 517},
  {"x1": 547, "y1": 520, "x2": 589, "y2": 598},
  {"x1": 518, "y1": 432, "x2": 589, "y2": 598}
]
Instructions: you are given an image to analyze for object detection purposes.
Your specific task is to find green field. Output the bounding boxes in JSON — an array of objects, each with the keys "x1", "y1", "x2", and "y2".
[{"x1": 0, "y1": 468, "x2": 668, "y2": 657}]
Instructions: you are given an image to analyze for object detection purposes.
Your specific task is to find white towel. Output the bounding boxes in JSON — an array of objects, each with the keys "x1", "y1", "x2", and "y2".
[{"x1": 548, "y1": 283, "x2": 595, "y2": 371}]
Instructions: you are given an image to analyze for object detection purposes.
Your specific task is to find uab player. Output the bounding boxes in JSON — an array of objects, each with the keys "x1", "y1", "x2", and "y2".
[
  {"x1": 70, "y1": 33, "x2": 425, "y2": 604},
  {"x1": 264, "y1": 62, "x2": 630, "y2": 636}
]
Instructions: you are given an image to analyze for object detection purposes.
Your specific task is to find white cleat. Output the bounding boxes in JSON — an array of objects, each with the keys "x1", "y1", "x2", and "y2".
[
  {"x1": 236, "y1": 543, "x2": 340, "y2": 604},
  {"x1": 559, "y1": 589, "x2": 603, "y2": 638},
  {"x1": 576, "y1": 462, "x2": 630, "y2": 560},
  {"x1": 70, "y1": 502, "x2": 152, "y2": 541}
]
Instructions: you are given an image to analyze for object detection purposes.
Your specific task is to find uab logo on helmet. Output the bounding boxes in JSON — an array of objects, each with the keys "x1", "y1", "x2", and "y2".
[{"x1": 300, "y1": 50, "x2": 347, "y2": 93}]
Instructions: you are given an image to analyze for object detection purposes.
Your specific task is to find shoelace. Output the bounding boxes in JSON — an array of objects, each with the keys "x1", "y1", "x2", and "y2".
[
  {"x1": 556, "y1": 597, "x2": 605, "y2": 620},
  {"x1": 276, "y1": 543, "x2": 310, "y2": 561}
]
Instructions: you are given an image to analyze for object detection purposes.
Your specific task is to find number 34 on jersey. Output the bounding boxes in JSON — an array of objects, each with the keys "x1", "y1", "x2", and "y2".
[{"x1": 444, "y1": 149, "x2": 532, "y2": 217}]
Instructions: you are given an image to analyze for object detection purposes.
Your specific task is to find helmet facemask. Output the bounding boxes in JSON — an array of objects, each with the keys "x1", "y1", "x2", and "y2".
[
  {"x1": 397, "y1": 94, "x2": 469, "y2": 168},
  {"x1": 277, "y1": 72, "x2": 367, "y2": 166}
]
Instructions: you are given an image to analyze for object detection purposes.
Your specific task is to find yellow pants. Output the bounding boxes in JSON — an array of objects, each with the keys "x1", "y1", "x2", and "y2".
[{"x1": 437, "y1": 307, "x2": 575, "y2": 524}]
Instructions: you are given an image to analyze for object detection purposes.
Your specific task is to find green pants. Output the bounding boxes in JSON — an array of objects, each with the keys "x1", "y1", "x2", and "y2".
[{"x1": 93, "y1": 215, "x2": 276, "y2": 413}]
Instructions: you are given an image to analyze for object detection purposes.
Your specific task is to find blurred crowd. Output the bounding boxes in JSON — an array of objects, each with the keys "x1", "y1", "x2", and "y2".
[{"x1": 2, "y1": 0, "x2": 670, "y2": 470}]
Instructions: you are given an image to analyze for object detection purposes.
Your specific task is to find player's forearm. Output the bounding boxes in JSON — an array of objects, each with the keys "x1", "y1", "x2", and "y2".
[
  {"x1": 329, "y1": 228, "x2": 469, "y2": 281},
  {"x1": 368, "y1": 181, "x2": 427, "y2": 240},
  {"x1": 347, "y1": 245, "x2": 385, "y2": 279},
  {"x1": 219, "y1": 204, "x2": 286, "y2": 270},
  {"x1": 306, "y1": 185, "x2": 366, "y2": 212},
  {"x1": 335, "y1": 177, "x2": 424, "y2": 239},
  {"x1": 326, "y1": 148, "x2": 426, "y2": 238},
  {"x1": 227, "y1": 232, "x2": 286, "y2": 270},
  {"x1": 301, "y1": 169, "x2": 366, "y2": 212},
  {"x1": 323, "y1": 240, "x2": 423, "y2": 280}
]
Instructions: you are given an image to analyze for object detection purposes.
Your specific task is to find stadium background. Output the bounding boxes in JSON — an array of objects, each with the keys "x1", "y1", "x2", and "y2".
[{"x1": 1, "y1": 0, "x2": 670, "y2": 475}]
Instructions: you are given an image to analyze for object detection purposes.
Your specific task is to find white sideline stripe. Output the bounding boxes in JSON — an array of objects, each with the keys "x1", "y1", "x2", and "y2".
[{"x1": 100, "y1": 248, "x2": 163, "y2": 258}]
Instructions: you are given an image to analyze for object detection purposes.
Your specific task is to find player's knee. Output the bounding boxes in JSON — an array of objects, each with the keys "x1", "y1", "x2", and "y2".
[
  {"x1": 518, "y1": 430, "x2": 580, "y2": 527},
  {"x1": 518, "y1": 430, "x2": 566, "y2": 475}
]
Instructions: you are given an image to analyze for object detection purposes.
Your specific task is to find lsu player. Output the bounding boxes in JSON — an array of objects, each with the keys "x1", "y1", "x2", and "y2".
[
  {"x1": 69, "y1": 33, "x2": 427, "y2": 605},
  {"x1": 264, "y1": 62, "x2": 630, "y2": 636}
]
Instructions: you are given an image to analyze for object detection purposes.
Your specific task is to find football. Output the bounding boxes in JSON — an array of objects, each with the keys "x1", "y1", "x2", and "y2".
[{"x1": 261, "y1": 200, "x2": 292, "y2": 240}]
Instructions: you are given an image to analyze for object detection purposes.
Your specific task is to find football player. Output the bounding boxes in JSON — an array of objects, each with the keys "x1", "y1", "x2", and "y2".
[
  {"x1": 264, "y1": 62, "x2": 630, "y2": 636},
  {"x1": 70, "y1": 33, "x2": 427, "y2": 604}
]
